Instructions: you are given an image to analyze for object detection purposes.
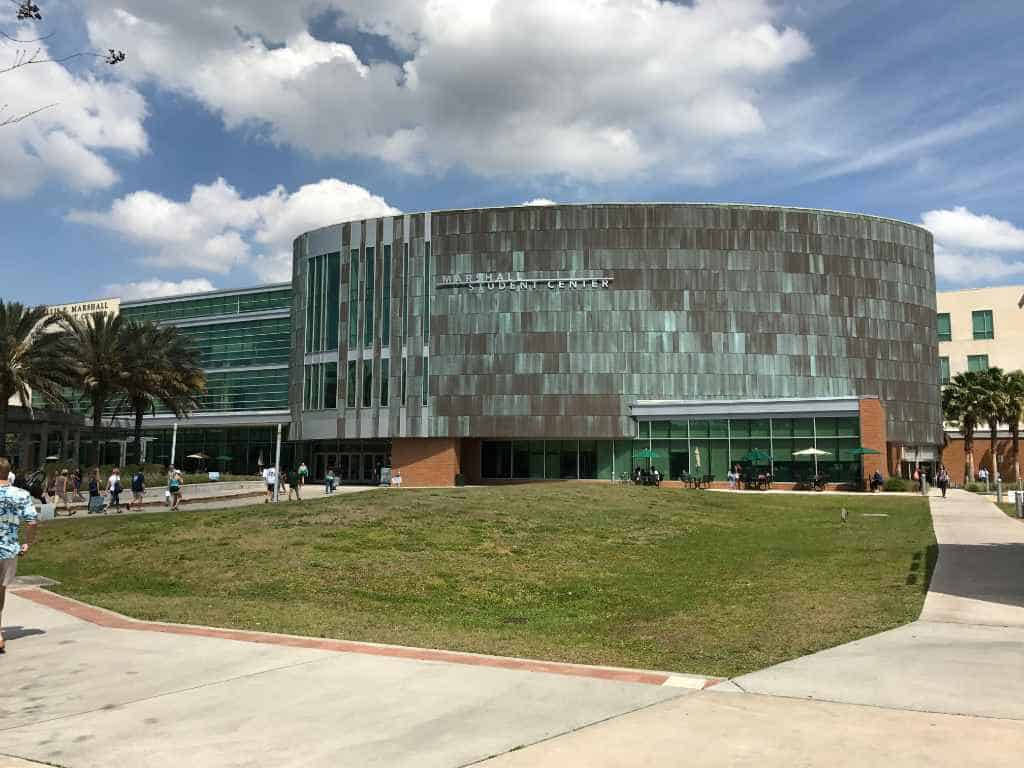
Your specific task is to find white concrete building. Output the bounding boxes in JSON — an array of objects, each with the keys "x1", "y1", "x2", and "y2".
[{"x1": 936, "y1": 284, "x2": 1024, "y2": 383}]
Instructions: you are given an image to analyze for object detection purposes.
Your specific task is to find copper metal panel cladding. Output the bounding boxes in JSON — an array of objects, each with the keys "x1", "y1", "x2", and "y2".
[{"x1": 292, "y1": 204, "x2": 939, "y2": 445}]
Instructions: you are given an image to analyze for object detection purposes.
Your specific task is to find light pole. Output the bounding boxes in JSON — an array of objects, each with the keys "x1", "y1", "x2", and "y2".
[
  {"x1": 170, "y1": 422, "x2": 178, "y2": 470},
  {"x1": 273, "y1": 422, "x2": 282, "y2": 502}
]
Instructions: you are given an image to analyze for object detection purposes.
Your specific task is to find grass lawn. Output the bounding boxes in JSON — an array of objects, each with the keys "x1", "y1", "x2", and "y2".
[
  {"x1": 23, "y1": 485, "x2": 934, "y2": 678},
  {"x1": 998, "y1": 503, "x2": 1022, "y2": 520}
]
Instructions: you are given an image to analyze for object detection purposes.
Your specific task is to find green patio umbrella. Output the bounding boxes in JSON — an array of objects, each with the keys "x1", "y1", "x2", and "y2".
[
  {"x1": 634, "y1": 449, "x2": 657, "y2": 460},
  {"x1": 741, "y1": 448, "x2": 772, "y2": 465},
  {"x1": 848, "y1": 447, "x2": 880, "y2": 455}
]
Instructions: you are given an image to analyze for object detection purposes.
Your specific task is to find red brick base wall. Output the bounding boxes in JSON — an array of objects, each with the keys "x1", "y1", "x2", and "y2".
[
  {"x1": 859, "y1": 397, "x2": 888, "y2": 479},
  {"x1": 391, "y1": 438, "x2": 463, "y2": 487},
  {"x1": 941, "y1": 436, "x2": 1021, "y2": 485}
]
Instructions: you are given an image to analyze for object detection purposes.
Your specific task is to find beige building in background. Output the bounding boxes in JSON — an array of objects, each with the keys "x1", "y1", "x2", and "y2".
[{"x1": 936, "y1": 284, "x2": 1024, "y2": 383}]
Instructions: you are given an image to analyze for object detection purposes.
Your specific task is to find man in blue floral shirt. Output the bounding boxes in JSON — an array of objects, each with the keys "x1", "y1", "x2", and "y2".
[{"x1": 1, "y1": 457, "x2": 38, "y2": 654}]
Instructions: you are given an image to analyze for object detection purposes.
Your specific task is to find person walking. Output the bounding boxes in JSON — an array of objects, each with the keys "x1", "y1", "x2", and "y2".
[
  {"x1": 298, "y1": 461, "x2": 309, "y2": 487},
  {"x1": 107, "y1": 467, "x2": 124, "y2": 513},
  {"x1": 0, "y1": 457, "x2": 39, "y2": 654},
  {"x1": 71, "y1": 467, "x2": 84, "y2": 502},
  {"x1": 262, "y1": 465, "x2": 277, "y2": 503},
  {"x1": 129, "y1": 467, "x2": 146, "y2": 511},
  {"x1": 168, "y1": 470, "x2": 183, "y2": 510},
  {"x1": 287, "y1": 466, "x2": 302, "y2": 501},
  {"x1": 325, "y1": 467, "x2": 336, "y2": 494},
  {"x1": 87, "y1": 469, "x2": 105, "y2": 514},
  {"x1": 54, "y1": 469, "x2": 72, "y2": 516},
  {"x1": 937, "y1": 465, "x2": 950, "y2": 498}
]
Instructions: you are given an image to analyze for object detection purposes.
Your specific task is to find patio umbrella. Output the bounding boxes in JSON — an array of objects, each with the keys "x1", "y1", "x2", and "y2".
[
  {"x1": 634, "y1": 448, "x2": 657, "y2": 461},
  {"x1": 848, "y1": 447, "x2": 880, "y2": 455},
  {"x1": 44, "y1": 455, "x2": 60, "y2": 461},
  {"x1": 693, "y1": 446, "x2": 702, "y2": 474},
  {"x1": 741, "y1": 448, "x2": 772, "y2": 465},
  {"x1": 793, "y1": 447, "x2": 831, "y2": 476},
  {"x1": 215, "y1": 454, "x2": 233, "y2": 471},
  {"x1": 186, "y1": 452, "x2": 210, "y2": 459}
]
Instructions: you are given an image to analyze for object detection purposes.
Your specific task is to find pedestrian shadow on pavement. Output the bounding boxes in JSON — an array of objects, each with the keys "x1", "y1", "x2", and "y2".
[
  {"x1": 927, "y1": 542, "x2": 1024, "y2": 609},
  {"x1": 0, "y1": 626, "x2": 46, "y2": 641}
]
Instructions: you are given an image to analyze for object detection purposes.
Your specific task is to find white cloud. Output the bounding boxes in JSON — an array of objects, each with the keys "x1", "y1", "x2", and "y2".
[
  {"x1": 70, "y1": 177, "x2": 399, "y2": 283},
  {"x1": 80, "y1": 0, "x2": 811, "y2": 183},
  {"x1": 522, "y1": 198, "x2": 557, "y2": 206},
  {"x1": 922, "y1": 207, "x2": 1024, "y2": 285},
  {"x1": 0, "y1": 23, "x2": 148, "y2": 199},
  {"x1": 105, "y1": 278, "x2": 216, "y2": 301}
]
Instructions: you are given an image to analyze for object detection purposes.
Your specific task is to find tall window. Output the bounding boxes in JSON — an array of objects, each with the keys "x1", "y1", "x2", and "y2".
[
  {"x1": 421, "y1": 355, "x2": 429, "y2": 406},
  {"x1": 939, "y1": 356, "x2": 950, "y2": 385},
  {"x1": 363, "y1": 246, "x2": 375, "y2": 348},
  {"x1": 304, "y1": 252, "x2": 339, "y2": 353},
  {"x1": 402, "y1": 242, "x2": 410, "y2": 343},
  {"x1": 421, "y1": 241, "x2": 431, "y2": 338},
  {"x1": 972, "y1": 309, "x2": 994, "y2": 340},
  {"x1": 381, "y1": 244, "x2": 391, "y2": 348},
  {"x1": 362, "y1": 359, "x2": 373, "y2": 408},
  {"x1": 967, "y1": 354, "x2": 989, "y2": 372},
  {"x1": 937, "y1": 312, "x2": 951, "y2": 342},
  {"x1": 346, "y1": 360, "x2": 357, "y2": 408},
  {"x1": 380, "y1": 358, "x2": 390, "y2": 405},
  {"x1": 401, "y1": 356, "x2": 407, "y2": 406},
  {"x1": 302, "y1": 362, "x2": 337, "y2": 410},
  {"x1": 348, "y1": 249, "x2": 359, "y2": 347}
]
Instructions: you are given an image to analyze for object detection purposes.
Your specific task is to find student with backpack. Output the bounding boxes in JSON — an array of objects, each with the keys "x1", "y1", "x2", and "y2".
[
  {"x1": 87, "y1": 469, "x2": 105, "y2": 514},
  {"x1": 168, "y1": 470, "x2": 183, "y2": 510},
  {"x1": 107, "y1": 468, "x2": 124, "y2": 513},
  {"x1": 129, "y1": 467, "x2": 146, "y2": 510}
]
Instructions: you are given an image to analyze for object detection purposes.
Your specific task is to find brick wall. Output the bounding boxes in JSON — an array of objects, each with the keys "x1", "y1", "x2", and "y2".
[
  {"x1": 941, "y1": 435, "x2": 1021, "y2": 485},
  {"x1": 391, "y1": 438, "x2": 463, "y2": 487},
  {"x1": 859, "y1": 397, "x2": 888, "y2": 478}
]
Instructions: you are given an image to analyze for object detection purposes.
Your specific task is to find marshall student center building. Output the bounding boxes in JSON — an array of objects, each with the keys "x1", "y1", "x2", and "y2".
[{"x1": 28, "y1": 204, "x2": 941, "y2": 487}]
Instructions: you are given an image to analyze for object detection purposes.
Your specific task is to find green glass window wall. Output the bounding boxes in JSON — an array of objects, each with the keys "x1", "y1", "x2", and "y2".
[
  {"x1": 480, "y1": 416, "x2": 862, "y2": 484},
  {"x1": 348, "y1": 249, "x2": 359, "y2": 348},
  {"x1": 121, "y1": 289, "x2": 290, "y2": 324},
  {"x1": 363, "y1": 246, "x2": 375, "y2": 348},
  {"x1": 185, "y1": 318, "x2": 290, "y2": 369}
]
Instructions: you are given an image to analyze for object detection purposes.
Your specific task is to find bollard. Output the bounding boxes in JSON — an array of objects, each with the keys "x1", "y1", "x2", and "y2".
[
  {"x1": 996, "y1": 480, "x2": 1003, "y2": 505},
  {"x1": 1016, "y1": 491, "x2": 1024, "y2": 519}
]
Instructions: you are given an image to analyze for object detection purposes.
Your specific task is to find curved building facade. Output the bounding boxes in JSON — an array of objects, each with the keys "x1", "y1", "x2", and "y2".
[{"x1": 290, "y1": 204, "x2": 940, "y2": 486}]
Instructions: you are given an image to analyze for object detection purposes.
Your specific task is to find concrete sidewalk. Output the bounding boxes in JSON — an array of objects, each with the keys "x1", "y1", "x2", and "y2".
[{"x1": 0, "y1": 590, "x2": 689, "y2": 767}]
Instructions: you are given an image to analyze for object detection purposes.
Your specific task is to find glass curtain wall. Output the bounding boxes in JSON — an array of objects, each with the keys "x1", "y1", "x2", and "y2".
[
  {"x1": 480, "y1": 416, "x2": 861, "y2": 483},
  {"x1": 122, "y1": 289, "x2": 290, "y2": 324},
  {"x1": 303, "y1": 363, "x2": 338, "y2": 410},
  {"x1": 381, "y1": 244, "x2": 391, "y2": 348},
  {"x1": 348, "y1": 248, "x2": 359, "y2": 348},
  {"x1": 304, "y1": 252, "x2": 339, "y2": 354},
  {"x1": 363, "y1": 246, "x2": 375, "y2": 348}
]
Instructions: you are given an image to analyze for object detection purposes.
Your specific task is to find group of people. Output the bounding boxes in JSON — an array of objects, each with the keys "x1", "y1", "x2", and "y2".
[
  {"x1": 726, "y1": 464, "x2": 773, "y2": 490},
  {"x1": 633, "y1": 466, "x2": 661, "y2": 485},
  {"x1": 261, "y1": 461, "x2": 309, "y2": 502}
]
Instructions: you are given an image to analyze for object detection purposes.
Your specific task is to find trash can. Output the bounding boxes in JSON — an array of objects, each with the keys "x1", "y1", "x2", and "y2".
[
  {"x1": 454, "y1": 473, "x2": 466, "y2": 487},
  {"x1": 379, "y1": 467, "x2": 392, "y2": 487}
]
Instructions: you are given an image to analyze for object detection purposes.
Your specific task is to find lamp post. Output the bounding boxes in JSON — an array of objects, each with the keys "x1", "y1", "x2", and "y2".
[{"x1": 273, "y1": 422, "x2": 282, "y2": 503}]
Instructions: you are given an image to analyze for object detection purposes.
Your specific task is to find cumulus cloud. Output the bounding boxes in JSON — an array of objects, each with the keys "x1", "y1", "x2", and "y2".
[
  {"x1": 70, "y1": 177, "x2": 399, "y2": 282},
  {"x1": 921, "y1": 207, "x2": 1024, "y2": 285},
  {"x1": 522, "y1": 198, "x2": 557, "y2": 206},
  {"x1": 105, "y1": 278, "x2": 217, "y2": 301},
  {"x1": 80, "y1": 0, "x2": 811, "y2": 182},
  {"x1": 0, "y1": 23, "x2": 148, "y2": 199}
]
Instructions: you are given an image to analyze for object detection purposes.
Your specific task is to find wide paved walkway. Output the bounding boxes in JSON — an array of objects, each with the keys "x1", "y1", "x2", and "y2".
[{"x1": 2, "y1": 490, "x2": 1022, "y2": 767}]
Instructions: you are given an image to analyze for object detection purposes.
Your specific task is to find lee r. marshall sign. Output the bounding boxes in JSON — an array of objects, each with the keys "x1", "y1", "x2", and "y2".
[{"x1": 436, "y1": 272, "x2": 613, "y2": 291}]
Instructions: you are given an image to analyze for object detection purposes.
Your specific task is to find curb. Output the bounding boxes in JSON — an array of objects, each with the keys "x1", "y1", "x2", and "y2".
[{"x1": 12, "y1": 587, "x2": 721, "y2": 690}]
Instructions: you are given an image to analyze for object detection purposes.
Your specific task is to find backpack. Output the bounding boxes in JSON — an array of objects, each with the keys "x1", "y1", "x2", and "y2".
[
  {"x1": 132, "y1": 473, "x2": 145, "y2": 492},
  {"x1": 169, "y1": 476, "x2": 181, "y2": 492}
]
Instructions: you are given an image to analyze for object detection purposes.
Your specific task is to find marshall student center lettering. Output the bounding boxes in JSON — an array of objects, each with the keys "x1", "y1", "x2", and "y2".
[{"x1": 437, "y1": 273, "x2": 613, "y2": 291}]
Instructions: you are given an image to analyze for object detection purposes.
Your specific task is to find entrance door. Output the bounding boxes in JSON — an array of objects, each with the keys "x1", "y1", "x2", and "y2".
[
  {"x1": 337, "y1": 454, "x2": 350, "y2": 484},
  {"x1": 315, "y1": 454, "x2": 327, "y2": 480}
]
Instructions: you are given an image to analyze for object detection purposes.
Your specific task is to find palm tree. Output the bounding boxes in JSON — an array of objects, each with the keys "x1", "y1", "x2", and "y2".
[
  {"x1": 1004, "y1": 370, "x2": 1024, "y2": 485},
  {"x1": 942, "y1": 370, "x2": 987, "y2": 483},
  {"x1": 115, "y1": 322, "x2": 205, "y2": 465},
  {"x1": 976, "y1": 367, "x2": 1011, "y2": 483},
  {"x1": 64, "y1": 312, "x2": 130, "y2": 466},
  {"x1": 0, "y1": 301, "x2": 75, "y2": 456}
]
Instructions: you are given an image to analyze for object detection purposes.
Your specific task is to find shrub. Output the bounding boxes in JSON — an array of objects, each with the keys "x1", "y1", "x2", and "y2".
[
  {"x1": 964, "y1": 482, "x2": 985, "y2": 494},
  {"x1": 883, "y1": 476, "x2": 909, "y2": 492}
]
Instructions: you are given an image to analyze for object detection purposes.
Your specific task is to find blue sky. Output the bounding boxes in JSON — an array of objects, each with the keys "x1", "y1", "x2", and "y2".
[{"x1": 3, "y1": 0, "x2": 1024, "y2": 305}]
